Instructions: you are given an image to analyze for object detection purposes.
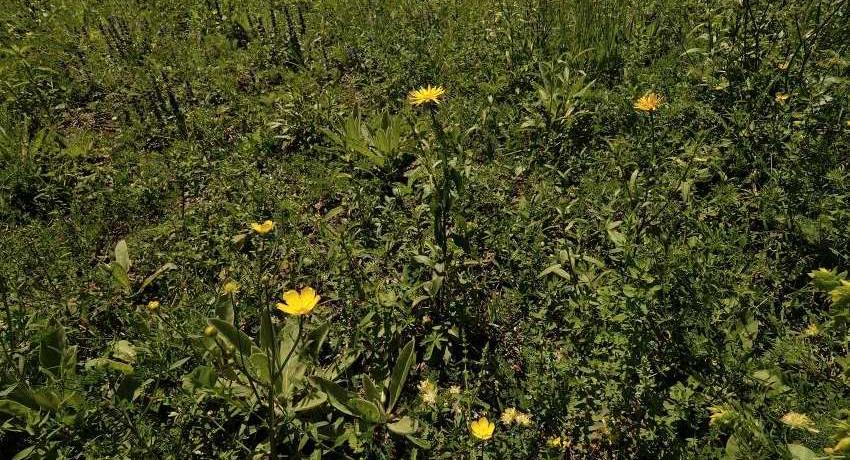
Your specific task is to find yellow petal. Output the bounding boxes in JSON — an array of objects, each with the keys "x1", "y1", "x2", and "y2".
[
  {"x1": 301, "y1": 287, "x2": 320, "y2": 311},
  {"x1": 276, "y1": 302, "x2": 303, "y2": 315}
]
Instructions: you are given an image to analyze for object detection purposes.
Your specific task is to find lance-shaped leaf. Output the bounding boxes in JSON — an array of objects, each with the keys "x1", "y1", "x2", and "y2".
[
  {"x1": 39, "y1": 323, "x2": 66, "y2": 379},
  {"x1": 208, "y1": 319, "x2": 254, "y2": 356},
  {"x1": 114, "y1": 240, "x2": 130, "y2": 272},
  {"x1": 386, "y1": 339, "x2": 415, "y2": 412},
  {"x1": 346, "y1": 398, "x2": 384, "y2": 424},
  {"x1": 310, "y1": 376, "x2": 354, "y2": 416},
  {"x1": 387, "y1": 416, "x2": 417, "y2": 435}
]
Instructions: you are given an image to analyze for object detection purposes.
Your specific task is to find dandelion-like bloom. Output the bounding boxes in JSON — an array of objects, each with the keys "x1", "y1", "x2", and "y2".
[
  {"x1": 547, "y1": 436, "x2": 563, "y2": 448},
  {"x1": 500, "y1": 407, "x2": 517, "y2": 424},
  {"x1": 408, "y1": 85, "x2": 446, "y2": 106},
  {"x1": 775, "y1": 92, "x2": 790, "y2": 104},
  {"x1": 781, "y1": 412, "x2": 819, "y2": 433},
  {"x1": 146, "y1": 300, "x2": 160, "y2": 312},
  {"x1": 831, "y1": 280, "x2": 850, "y2": 305},
  {"x1": 515, "y1": 412, "x2": 532, "y2": 426},
  {"x1": 448, "y1": 385, "x2": 461, "y2": 395},
  {"x1": 276, "y1": 287, "x2": 320, "y2": 315},
  {"x1": 802, "y1": 323, "x2": 820, "y2": 337},
  {"x1": 470, "y1": 417, "x2": 495, "y2": 440},
  {"x1": 708, "y1": 406, "x2": 734, "y2": 426},
  {"x1": 634, "y1": 91, "x2": 662, "y2": 112},
  {"x1": 418, "y1": 379, "x2": 438, "y2": 405},
  {"x1": 204, "y1": 325, "x2": 218, "y2": 337},
  {"x1": 250, "y1": 220, "x2": 275, "y2": 234},
  {"x1": 222, "y1": 280, "x2": 240, "y2": 295}
]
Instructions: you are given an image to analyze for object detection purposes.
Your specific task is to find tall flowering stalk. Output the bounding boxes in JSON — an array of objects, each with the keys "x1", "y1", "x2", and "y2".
[{"x1": 408, "y1": 85, "x2": 455, "y2": 316}]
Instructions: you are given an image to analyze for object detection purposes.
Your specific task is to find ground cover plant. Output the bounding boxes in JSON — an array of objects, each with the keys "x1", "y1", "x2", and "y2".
[{"x1": 1, "y1": 0, "x2": 850, "y2": 458}]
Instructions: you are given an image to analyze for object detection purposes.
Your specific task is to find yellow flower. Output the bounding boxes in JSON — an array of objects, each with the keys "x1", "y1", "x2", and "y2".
[
  {"x1": 275, "y1": 287, "x2": 320, "y2": 315},
  {"x1": 831, "y1": 280, "x2": 850, "y2": 305},
  {"x1": 708, "y1": 405, "x2": 734, "y2": 426},
  {"x1": 470, "y1": 416, "x2": 495, "y2": 440},
  {"x1": 780, "y1": 412, "x2": 819, "y2": 433},
  {"x1": 634, "y1": 91, "x2": 662, "y2": 112},
  {"x1": 418, "y1": 379, "x2": 438, "y2": 404},
  {"x1": 775, "y1": 92, "x2": 790, "y2": 104},
  {"x1": 448, "y1": 385, "x2": 461, "y2": 395},
  {"x1": 500, "y1": 407, "x2": 517, "y2": 425},
  {"x1": 515, "y1": 412, "x2": 532, "y2": 426},
  {"x1": 222, "y1": 280, "x2": 240, "y2": 295},
  {"x1": 845, "y1": 120, "x2": 850, "y2": 127},
  {"x1": 250, "y1": 220, "x2": 275, "y2": 234},
  {"x1": 203, "y1": 325, "x2": 218, "y2": 337},
  {"x1": 408, "y1": 85, "x2": 446, "y2": 106},
  {"x1": 547, "y1": 436, "x2": 563, "y2": 448},
  {"x1": 825, "y1": 437, "x2": 850, "y2": 455},
  {"x1": 146, "y1": 300, "x2": 160, "y2": 312},
  {"x1": 802, "y1": 323, "x2": 820, "y2": 337}
]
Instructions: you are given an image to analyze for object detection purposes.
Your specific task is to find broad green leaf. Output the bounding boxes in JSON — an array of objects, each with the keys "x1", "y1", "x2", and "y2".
[
  {"x1": 209, "y1": 319, "x2": 254, "y2": 356},
  {"x1": 214, "y1": 298, "x2": 235, "y2": 324},
  {"x1": 112, "y1": 340, "x2": 137, "y2": 363},
  {"x1": 114, "y1": 239, "x2": 130, "y2": 272},
  {"x1": 305, "y1": 322, "x2": 331, "y2": 357},
  {"x1": 310, "y1": 377, "x2": 354, "y2": 416},
  {"x1": 0, "y1": 399, "x2": 36, "y2": 424},
  {"x1": 362, "y1": 376, "x2": 383, "y2": 408},
  {"x1": 346, "y1": 398, "x2": 384, "y2": 423},
  {"x1": 12, "y1": 446, "x2": 36, "y2": 460},
  {"x1": 405, "y1": 434, "x2": 431, "y2": 450},
  {"x1": 387, "y1": 339, "x2": 415, "y2": 412},
  {"x1": 30, "y1": 390, "x2": 59, "y2": 410},
  {"x1": 259, "y1": 311, "x2": 274, "y2": 352},
  {"x1": 111, "y1": 263, "x2": 130, "y2": 291},
  {"x1": 292, "y1": 392, "x2": 327, "y2": 413},
  {"x1": 788, "y1": 444, "x2": 817, "y2": 460},
  {"x1": 725, "y1": 434, "x2": 739, "y2": 459},
  {"x1": 250, "y1": 352, "x2": 272, "y2": 386},
  {"x1": 39, "y1": 323, "x2": 66, "y2": 379},
  {"x1": 183, "y1": 365, "x2": 218, "y2": 391},
  {"x1": 387, "y1": 416, "x2": 417, "y2": 435}
]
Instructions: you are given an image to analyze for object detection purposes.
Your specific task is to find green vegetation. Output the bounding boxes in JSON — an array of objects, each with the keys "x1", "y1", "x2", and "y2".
[{"x1": 1, "y1": 0, "x2": 850, "y2": 458}]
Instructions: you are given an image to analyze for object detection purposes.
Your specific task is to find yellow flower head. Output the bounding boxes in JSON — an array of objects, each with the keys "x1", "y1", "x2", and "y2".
[
  {"x1": 146, "y1": 300, "x2": 160, "y2": 312},
  {"x1": 634, "y1": 91, "x2": 662, "y2": 112},
  {"x1": 547, "y1": 436, "x2": 563, "y2": 448},
  {"x1": 470, "y1": 416, "x2": 495, "y2": 440},
  {"x1": 780, "y1": 412, "x2": 819, "y2": 433},
  {"x1": 276, "y1": 287, "x2": 320, "y2": 316},
  {"x1": 204, "y1": 325, "x2": 218, "y2": 337},
  {"x1": 408, "y1": 85, "x2": 446, "y2": 106},
  {"x1": 222, "y1": 280, "x2": 240, "y2": 295},
  {"x1": 250, "y1": 220, "x2": 275, "y2": 235},
  {"x1": 708, "y1": 405, "x2": 735, "y2": 426},
  {"x1": 831, "y1": 280, "x2": 850, "y2": 305},
  {"x1": 775, "y1": 92, "x2": 790, "y2": 104},
  {"x1": 500, "y1": 407, "x2": 517, "y2": 425},
  {"x1": 802, "y1": 323, "x2": 820, "y2": 337},
  {"x1": 845, "y1": 120, "x2": 850, "y2": 128},
  {"x1": 448, "y1": 385, "x2": 462, "y2": 395},
  {"x1": 418, "y1": 379, "x2": 438, "y2": 404},
  {"x1": 515, "y1": 412, "x2": 532, "y2": 426}
]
